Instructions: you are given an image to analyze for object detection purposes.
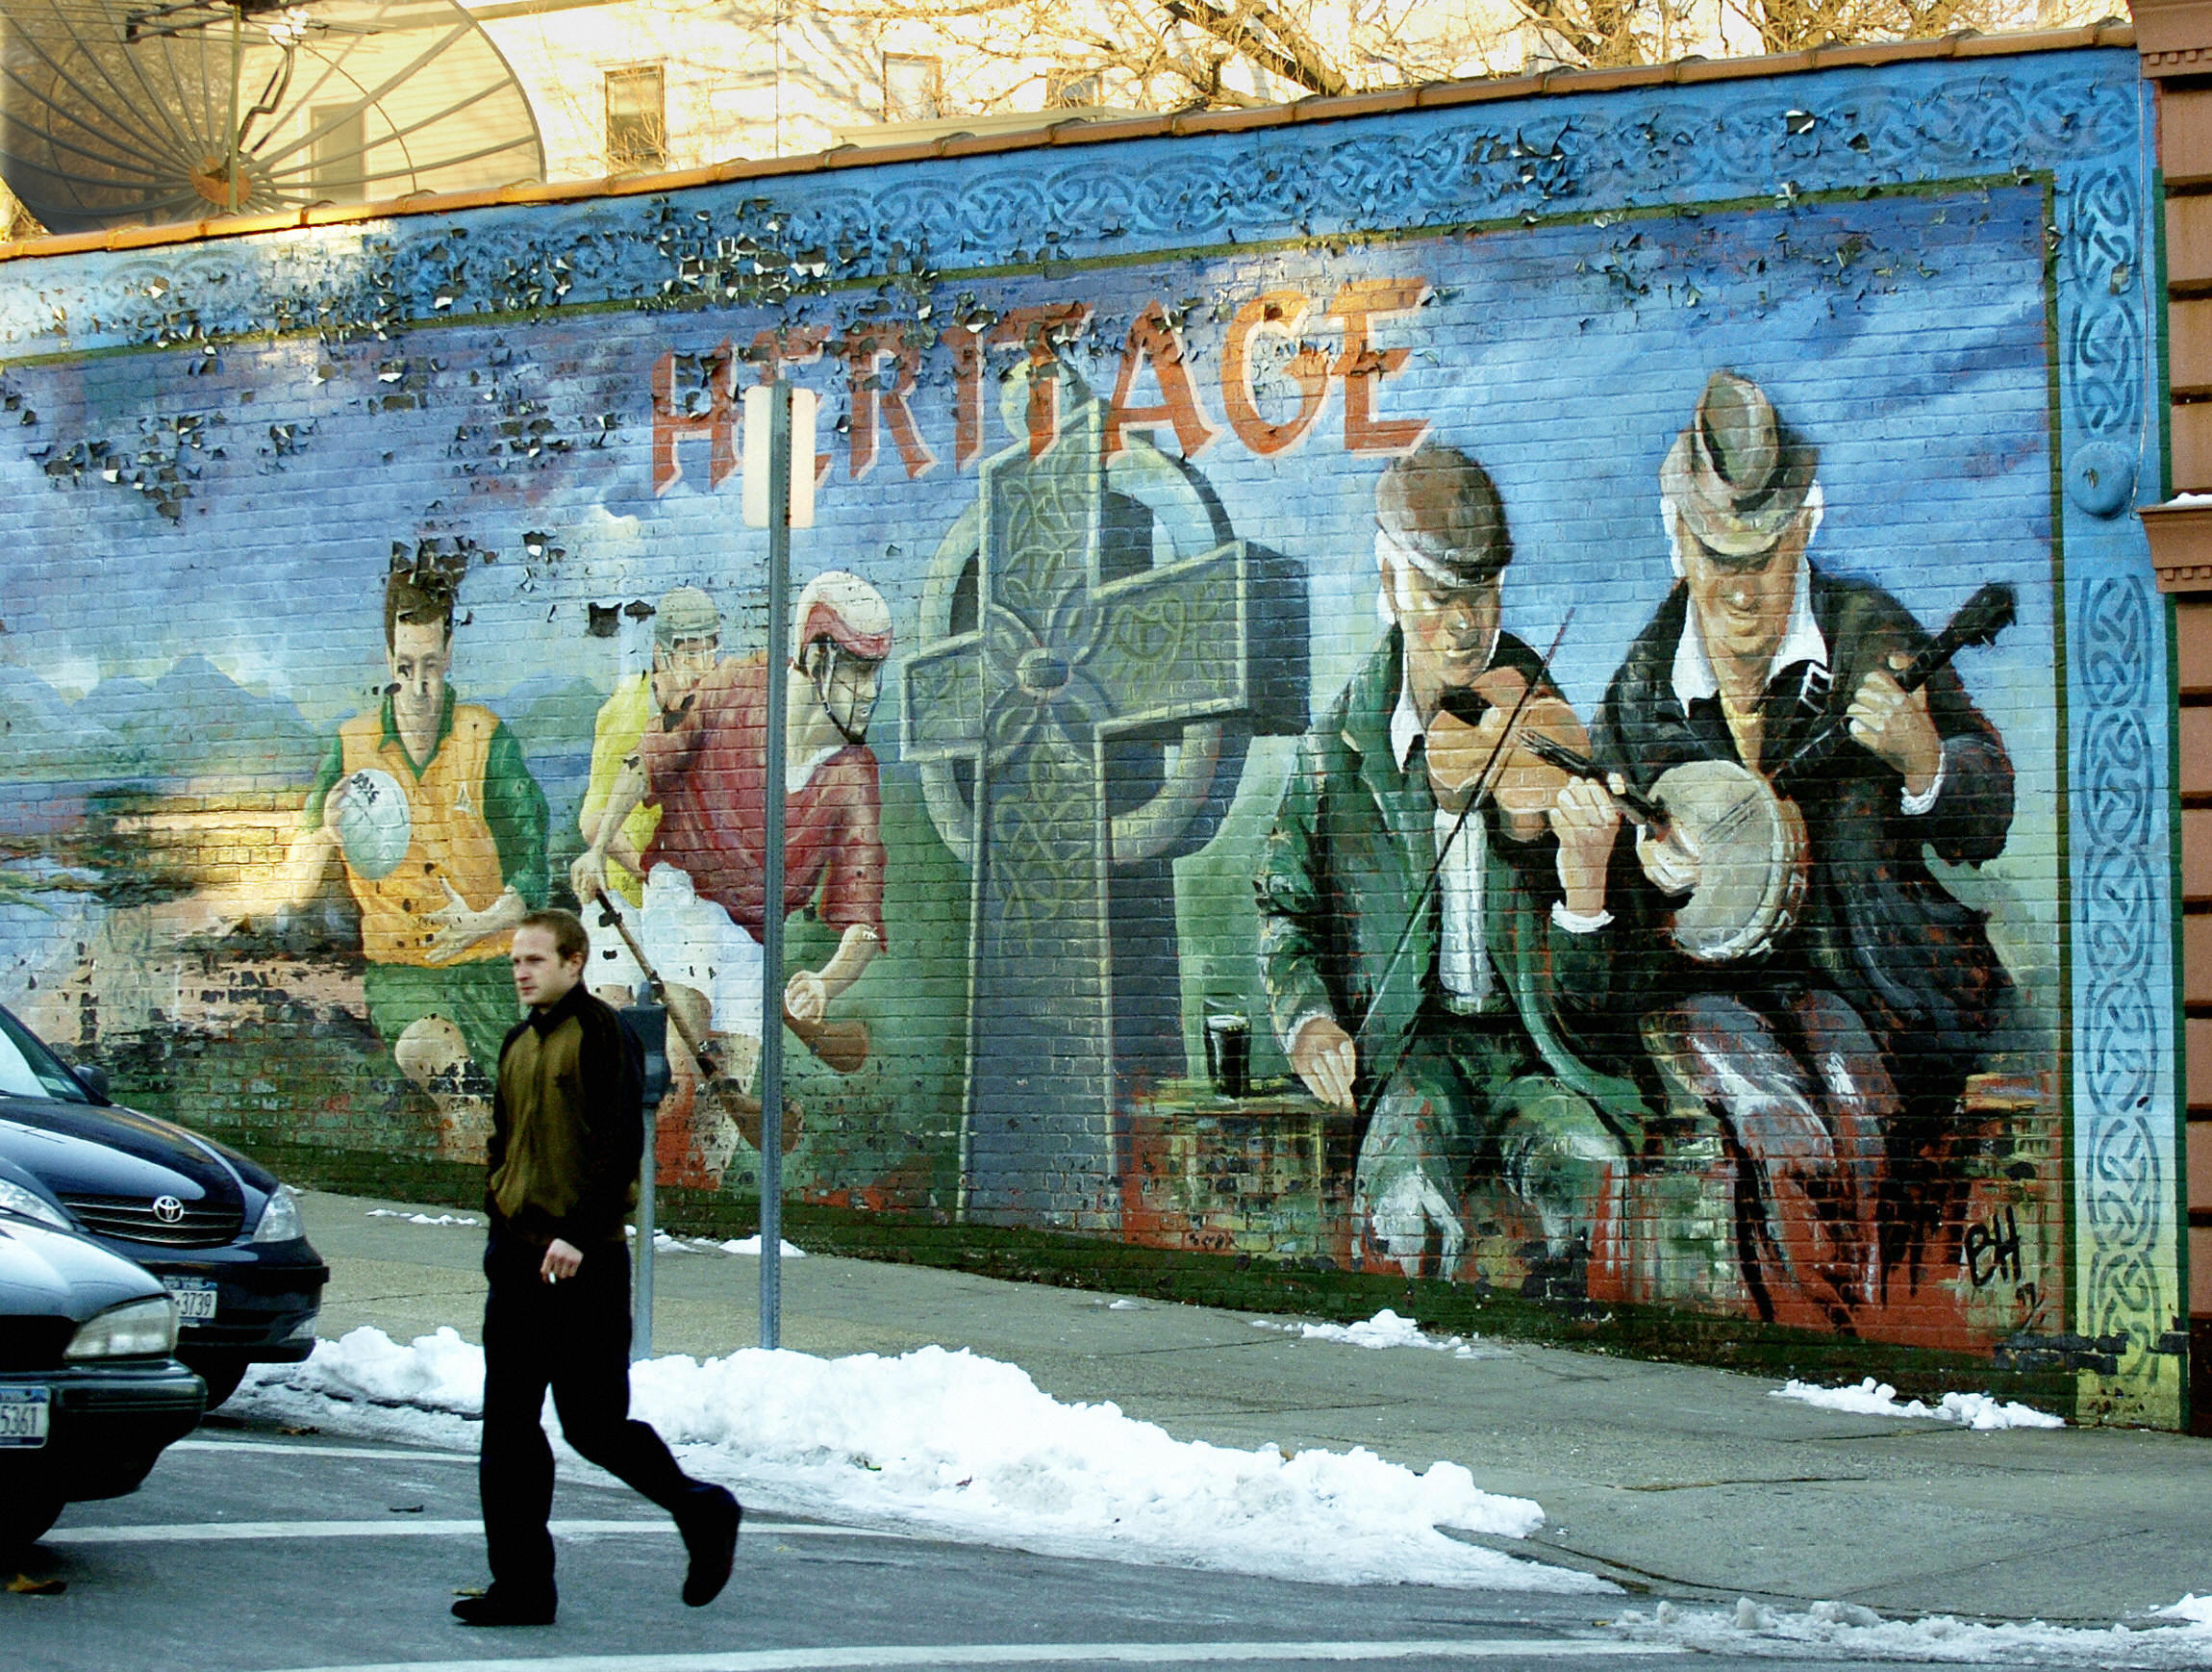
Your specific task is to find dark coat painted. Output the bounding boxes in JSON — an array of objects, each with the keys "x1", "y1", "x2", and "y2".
[{"x1": 1590, "y1": 567, "x2": 2015, "y2": 1076}]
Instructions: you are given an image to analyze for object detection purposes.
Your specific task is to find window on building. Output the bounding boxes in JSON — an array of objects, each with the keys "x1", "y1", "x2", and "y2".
[
  {"x1": 310, "y1": 103, "x2": 366, "y2": 203},
  {"x1": 882, "y1": 54, "x2": 942, "y2": 123},
  {"x1": 606, "y1": 65, "x2": 666, "y2": 170},
  {"x1": 1044, "y1": 69, "x2": 1100, "y2": 109}
]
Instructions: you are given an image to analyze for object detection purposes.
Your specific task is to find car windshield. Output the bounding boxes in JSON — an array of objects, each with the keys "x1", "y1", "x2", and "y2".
[{"x1": 0, "y1": 1008, "x2": 90, "y2": 1102}]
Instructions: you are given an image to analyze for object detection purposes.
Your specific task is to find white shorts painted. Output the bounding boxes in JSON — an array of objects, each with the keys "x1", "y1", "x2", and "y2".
[
  {"x1": 639, "y1": 863, "x2": 764, "y2": 1042},
  {"x1": 582, "y1": 898, "x2": 646, "y2": 998}
]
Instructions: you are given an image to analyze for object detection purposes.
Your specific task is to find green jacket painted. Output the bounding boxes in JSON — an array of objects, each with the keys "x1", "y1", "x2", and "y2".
[{"x1": 1254, "y1": 627, "x2": 1646, "y2": 1145}]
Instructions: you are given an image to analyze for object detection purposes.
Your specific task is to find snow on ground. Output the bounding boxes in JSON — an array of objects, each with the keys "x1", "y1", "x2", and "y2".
[
  {"x1": 1250, "y1": 1307, "x2": 1499, "y2": 1359},
  {"x1": 711, "y1": 1233, "x2": 806, "y2": 1257},
  {"x1": 1610, "y1": 1598, "x2": 2212, "y2": 1666},
  {"x1": 233, "y1": 1326, "x2": 1596, "y2": 1593},
  {"x1": 1772, "y1": 1376, "x2": 2065, "y2": 1431},
  {"x1": 622, "y1": 1227, "x2": 808, "y2": 1256},
  {"x1": 365, "y1": 1209, "x2": 482, "y2": 1228}
]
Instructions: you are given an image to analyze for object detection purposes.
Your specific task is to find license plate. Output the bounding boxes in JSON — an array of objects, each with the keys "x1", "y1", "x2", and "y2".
[
  {"x1": 0, "y1": 1387, "x2": 49, "y2": 1449},
  {"x1": 163, "y1": 1278, "x2": 218, "y2": 1321}
]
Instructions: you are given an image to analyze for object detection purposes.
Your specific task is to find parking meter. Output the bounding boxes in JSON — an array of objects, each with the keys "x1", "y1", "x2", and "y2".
[{"x1": 618, "y1": 1001, "x2": 669, "y2": 1361}]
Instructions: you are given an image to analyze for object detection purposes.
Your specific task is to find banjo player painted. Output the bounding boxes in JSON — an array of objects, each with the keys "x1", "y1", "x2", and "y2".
[{"x1": 1588, "y1": 370, "x2": 2016, "y2": 1333}]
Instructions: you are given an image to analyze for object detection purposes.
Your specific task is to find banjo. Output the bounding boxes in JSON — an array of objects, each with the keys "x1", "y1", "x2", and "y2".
[{"x1": 1527, "y1": 581, "x2": 2017, "y2": 963}]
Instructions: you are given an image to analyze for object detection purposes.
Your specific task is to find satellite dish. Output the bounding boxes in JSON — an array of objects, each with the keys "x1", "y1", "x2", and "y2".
[{"x1": 0, "y1": 0, "x2": 543, "y2": 232}]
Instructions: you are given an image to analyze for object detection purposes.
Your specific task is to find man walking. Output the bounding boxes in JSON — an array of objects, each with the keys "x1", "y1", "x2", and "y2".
[{"x1": 456, "y1": 907, "x2": 740, "y2": 1627}]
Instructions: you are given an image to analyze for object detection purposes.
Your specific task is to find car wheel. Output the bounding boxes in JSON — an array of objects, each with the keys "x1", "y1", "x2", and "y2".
[
  {"x1": 181, "y1": 1354, "x2": 247, "y2": 1410},
  {"x1": 0, "y1": 1494, "x2": 62, "y2": 1556}
]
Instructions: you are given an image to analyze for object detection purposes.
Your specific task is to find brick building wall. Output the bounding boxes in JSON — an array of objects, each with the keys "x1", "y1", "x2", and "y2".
[
  {"x1": 0, "y1": 26, "x2": 2185, "y2": 1421},
  {"x1": 2135, "y1": 0, "x2": 2212, "y2": 1435}
]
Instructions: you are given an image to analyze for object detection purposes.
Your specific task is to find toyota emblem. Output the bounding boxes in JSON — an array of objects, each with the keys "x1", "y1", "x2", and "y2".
[{"x1": 152, "y1": 1195, "x2": 185, "y2": 1225}]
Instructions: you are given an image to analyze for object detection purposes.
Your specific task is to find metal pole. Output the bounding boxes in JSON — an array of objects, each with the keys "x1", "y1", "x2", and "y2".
[
  {"x1": 620, "y1": 1000, "x2": 670, "y2": 1363},
  {"x1": 633, "y1": 1108, "x2": 656, "y2": 1360},
  {"x1": 227, "y1": 4, "x2": 242, "y2": 214},
  {"x1": 759, "y1": 381, "x2": 792, "y2": 1351}
]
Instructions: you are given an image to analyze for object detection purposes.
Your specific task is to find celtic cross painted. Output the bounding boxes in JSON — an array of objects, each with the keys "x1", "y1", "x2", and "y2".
[{"x1": 902, "y1": 366, "x2": 1302, "y2": 1227}]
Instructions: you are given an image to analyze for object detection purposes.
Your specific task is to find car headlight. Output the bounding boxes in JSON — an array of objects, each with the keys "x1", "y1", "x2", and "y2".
[
  {"x1": 250, "y1": 1183, "x2": 303, "y2": 1244},
  {"x1": 65, "y1": 1296, "x2": 179, "y2": 1359},
  {"x1": 0, "y1": 1178, "x2": 71, "y2": 1231}
]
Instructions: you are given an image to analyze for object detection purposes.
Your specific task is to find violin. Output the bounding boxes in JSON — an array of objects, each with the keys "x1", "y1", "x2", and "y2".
[{"x1": 1422, "y1": 665, "x2": 1591, "y2": 842}]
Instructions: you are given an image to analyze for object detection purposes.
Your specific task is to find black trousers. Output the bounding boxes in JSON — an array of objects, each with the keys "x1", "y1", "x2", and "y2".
[{"x1": 480, "y1": 1230, "x2": 705, "y2": 1599}]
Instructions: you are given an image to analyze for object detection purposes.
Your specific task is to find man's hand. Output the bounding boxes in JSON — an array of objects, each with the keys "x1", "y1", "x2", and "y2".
[
  {"x1": 424, "y1": 881, "x2": 523, "y2": 965},
  {"x1": 784, "y1": 969, "x2": 828, "y2": 1026},
  {"x1": 1291, "y1": 1015, "x2": 1357, "y2": 1111},
  {"x1": 540, "y1": 1238, "x2": 583, "y2": 1282},
  {"x1": 1548, "y1": 778, "x2": 1621, "y2": 918},
  {"x1": 1848, "y1": 653, "x2": 1942, "y2": 798},
  {"x1": 1636, "y1": 821, "x2": 1702, "y2": 898},
  {"x1": 568, "y1": 847, "x2": 609, "y2": 908}
]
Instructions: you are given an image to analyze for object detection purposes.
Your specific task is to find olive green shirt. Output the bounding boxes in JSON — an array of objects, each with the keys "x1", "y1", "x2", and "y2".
[{"x1": 487, "y1": 984, "x2": 642, "y2": 1248}]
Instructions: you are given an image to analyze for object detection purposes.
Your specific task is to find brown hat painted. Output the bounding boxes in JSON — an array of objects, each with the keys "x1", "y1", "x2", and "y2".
[
  {"x1": 1661, "y1": 370, "x2": 1819, "y2": 558},
  {"x1": 1374, "y1": 443, "x2": 1512, "y2": 586}
]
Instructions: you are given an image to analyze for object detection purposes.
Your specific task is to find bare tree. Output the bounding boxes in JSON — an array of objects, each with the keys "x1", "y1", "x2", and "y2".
[
  {"x1": 824, "y1": 0, "x2": 2115, "y2": 114},
  {"x1": 822, "y1": 0, "x2": 1527, "y2": 112}
]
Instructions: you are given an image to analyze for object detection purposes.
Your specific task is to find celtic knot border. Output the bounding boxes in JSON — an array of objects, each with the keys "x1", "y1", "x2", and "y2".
[{"x1": 2075, "y1": 574, "x2": 2171, "y2": 1377}]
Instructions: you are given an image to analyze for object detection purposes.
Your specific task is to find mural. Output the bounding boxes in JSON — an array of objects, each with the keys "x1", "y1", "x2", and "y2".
[{"x1": 0, "y1": 44, "x2": 2179, "y2": 1417}]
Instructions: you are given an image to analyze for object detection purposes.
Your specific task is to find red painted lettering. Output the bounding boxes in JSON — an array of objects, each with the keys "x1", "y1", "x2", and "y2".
[
  {"x1": 1219, "y1": 292, "x2": 1329, "y2": 458},
  {"x1": 1105, "y1": 302, "x2": 1219, "y2": 460}
]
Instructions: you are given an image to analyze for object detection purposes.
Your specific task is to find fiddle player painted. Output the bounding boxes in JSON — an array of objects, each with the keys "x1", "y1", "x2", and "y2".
[
  {"x1": 1590, "y1": 369, "x2": 2015, "y2": 1330},
  {"x1": 1256, "y1": 443, "x2": 1645, "y2": 1288}
]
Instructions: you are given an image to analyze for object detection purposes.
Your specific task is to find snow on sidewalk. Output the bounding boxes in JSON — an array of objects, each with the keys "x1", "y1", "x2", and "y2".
[
  {"x1": 1771, "y1": 1376, "x2": 2065, "y2": 1431},
  {"x1": 1610, "y1": 1597, "x2": 2212, "y2": 1666},
  {"x1": 234, "y1": 1326, "x2": 1598, "y2": 1592},
  {"x1": 1251, "y1": 1307, "x2": 1482, "y2": 1356}
]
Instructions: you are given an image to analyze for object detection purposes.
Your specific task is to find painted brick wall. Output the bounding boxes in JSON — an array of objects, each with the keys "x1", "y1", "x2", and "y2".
[{"x1": 0, "y1": 38, "x2": 2183, "y2": 1421}]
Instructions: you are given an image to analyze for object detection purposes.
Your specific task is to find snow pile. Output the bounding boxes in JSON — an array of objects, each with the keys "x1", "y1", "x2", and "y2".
[
  {"x1": 1772, "y1": 1377, "x2": 2064, "y2": 1431},
  {"x1": 623, "y1": 1228, "x2": 807, "y2": 1257},
  {"x1": 237, "y1": 1327, "x2": 1590, "y2": 1591},
  {"x1": 713, "y1": 1233, "x2": 806, "y2": 1257},
  {"x1": 1253, "y1": 1307, "x2": 1491, "y2": 1358},
  {"x1": 1613, "y1": 1597, "x2": 2212, "y2": 1666},
  {"x1": 261, "y1": 1324, "x2": 486, "y2": 1417},
  {"x1": 366, "y1": 1209, "x2": 482, "y2": 1228}
]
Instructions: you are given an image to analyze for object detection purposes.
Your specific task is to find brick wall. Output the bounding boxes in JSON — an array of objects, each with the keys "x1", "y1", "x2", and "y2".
[{"x1": 0, "y1": 30, "x2": 2186, "y2": 1420}]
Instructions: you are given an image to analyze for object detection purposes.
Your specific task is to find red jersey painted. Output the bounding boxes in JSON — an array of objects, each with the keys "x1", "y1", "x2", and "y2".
[{"x1": 637, "y1": 653, "x2": 887, "y2": 945}]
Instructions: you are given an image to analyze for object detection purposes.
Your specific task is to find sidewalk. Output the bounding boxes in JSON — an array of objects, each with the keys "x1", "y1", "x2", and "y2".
[{"x1": 298, "y1": 1188, "x2": 2212, "y2": 1627}]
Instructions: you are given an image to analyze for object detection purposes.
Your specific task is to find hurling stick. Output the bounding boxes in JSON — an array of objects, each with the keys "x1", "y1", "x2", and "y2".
[{"x1": 595, "y1": 893, "x2": 868, "y2": 1075}]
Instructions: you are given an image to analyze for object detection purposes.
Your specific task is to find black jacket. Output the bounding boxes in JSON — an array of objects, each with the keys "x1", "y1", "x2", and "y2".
[
  {"x1": 1590, "y1": 568, "x2": 2014, "y2": 1072},
  {"x1": 486, "y1": 982, "x2": 645, "y2": 1247}
]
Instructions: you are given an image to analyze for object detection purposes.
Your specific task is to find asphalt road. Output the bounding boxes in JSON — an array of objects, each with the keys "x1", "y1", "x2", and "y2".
[{"x1": 2, "y1": 1420, "x2": 1926, "y2": 1672}]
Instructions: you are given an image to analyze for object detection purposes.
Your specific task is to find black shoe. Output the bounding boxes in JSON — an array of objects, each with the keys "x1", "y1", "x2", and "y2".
[
  {"x1": 452, "y1": 1587, "x2": 557, "y2": 1627},
  {"x1": 679, "y1": 1486, "x2": 741, "y2": 1608}
]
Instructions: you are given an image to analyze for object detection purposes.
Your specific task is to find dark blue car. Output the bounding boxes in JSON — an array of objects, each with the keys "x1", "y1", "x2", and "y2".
[
  {"x1": 0, "y1": 1205, "x2": 206, "y2": 1552},
  {"x1": 0, "y1": 1004, "x2": 327, "y2": 1407}
]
